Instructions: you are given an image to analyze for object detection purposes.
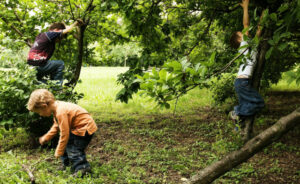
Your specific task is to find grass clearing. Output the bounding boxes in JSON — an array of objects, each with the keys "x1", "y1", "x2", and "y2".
[{"x1": 75, "y1": 67, "x2": 213, "y2": 116}]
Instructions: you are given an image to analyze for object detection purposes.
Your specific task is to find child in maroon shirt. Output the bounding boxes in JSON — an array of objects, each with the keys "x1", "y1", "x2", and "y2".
[{"x1": 27, "y1": 20, "x2": 82, "y2": 85}]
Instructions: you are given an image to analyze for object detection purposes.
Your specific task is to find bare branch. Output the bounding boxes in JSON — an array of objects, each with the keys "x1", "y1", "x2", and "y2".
[
  {"x1": 82, "y1": 0, "x2": 95, "y2": 20},
  {"x1": 212, "y1": 48, "x2": 248, "y2": 76},
  {"x1": 13, "y1": 10, "x2": 22, "y2": 23},
  {"x1": 22, "y1": 164, "x2": 35, "y2": 184},
  {"x1": 68, "y1": 0, "x2": 76, "y2": 20}
]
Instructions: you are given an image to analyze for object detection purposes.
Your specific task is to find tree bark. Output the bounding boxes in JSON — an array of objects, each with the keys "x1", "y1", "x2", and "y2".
[
  {"x1": 242, "y1": 29, "x2": 272, "y2": 141},
  {"x1": 66, "y1": 25, "x2": 86, "y2": 86},
  {"x1": 66, "y1": 0, "x2": 94, "y2": 87},
  {"x1": 183, "y1": 107, "x2": 300, "y2": 184}
]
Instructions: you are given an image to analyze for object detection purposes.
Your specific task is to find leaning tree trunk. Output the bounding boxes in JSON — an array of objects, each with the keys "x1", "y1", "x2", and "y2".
[
  {"x1": 242, "y1": 29, "x2": 272, "y2": 141},
  {"x1": 184, "y1": 107, "x2": 300, "y2": 184},
  {"x1": 66, "y1": 25, "x2": 86, "y2": 87}
]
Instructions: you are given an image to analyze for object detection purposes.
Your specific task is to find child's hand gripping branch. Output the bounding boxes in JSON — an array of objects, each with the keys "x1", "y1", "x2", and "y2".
[
  {"x1": 27, "y1": 89, "x2": 98, "y2": 176},
  {"x1": 76, "y1": 19, "x2": 85, "y2": 27}
]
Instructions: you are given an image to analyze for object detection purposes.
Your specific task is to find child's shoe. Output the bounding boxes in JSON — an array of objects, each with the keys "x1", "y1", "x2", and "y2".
[
  {"x1": 57, "y1": 165, "x2": 67, "y2": 171},
  {"x1": 72, "y1": 167, "x2": 92, "y2": 178},
  {"x1": 229, "y1": 111, "x2": 239, "y2": 121}
]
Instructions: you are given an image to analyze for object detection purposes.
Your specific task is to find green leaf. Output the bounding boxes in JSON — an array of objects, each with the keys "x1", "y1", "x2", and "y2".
[
  {"x1": 254, "y1": 8, "x2": 259, "y2": 21},
  {"x1": 270, "y1": 13, "x2": 277, "y2": 22},
  {"x1": 280, "y1": 32, "x2": 291, "y2": 39},
  {"x1": 208, "y1": 52, "x2": 216, "y2": 67},
  {"x1": 277, "y1": 43, "x2": 288, "y2": 51},
  {"x1": 265, "y1": 47, "x2": 273, "y2": 59},
  {"x1": 200, "y1": 66, "x2": 207, "y2": 77},
  {"x1": 159, "y1": 69, "x2": 167, "y2": 81},
  {"x1": 268, "y1": 39, "x2": 275, "y2": 46},
  {"x1": 169, "y1": 61, "x2": 182, "y2": 71},
  {"x1": 152, "y1": 67, "x2": 159, "y2": 78},
  {"x1": 180, "y1": 58, "x2": 190, "y2": 71},
  {"x1": 278, "y1": 3, "x2": 289, "y2": 13},
  {"x1": 164, "y1": 102, "x2": 170, "y2": 109}
]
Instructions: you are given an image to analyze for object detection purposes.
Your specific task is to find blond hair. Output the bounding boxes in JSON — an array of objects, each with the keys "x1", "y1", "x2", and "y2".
[{"x1": 27, "y1": 89, "x2": 55, "y2": 111}]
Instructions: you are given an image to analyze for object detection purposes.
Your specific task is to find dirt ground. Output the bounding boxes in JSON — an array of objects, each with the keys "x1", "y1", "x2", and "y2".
[{"x1": 85, "y1": 91, "x2": 300, "y2": 183}]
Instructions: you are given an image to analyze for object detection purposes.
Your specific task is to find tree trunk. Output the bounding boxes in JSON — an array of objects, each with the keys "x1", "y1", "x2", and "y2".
[
  {"x1": 66, "y1": 25, "x2": 86, "y2": 86},
  {"x1": 252, "y1": 30, "x2": 272, "y2": 90},
  {"x1": 242, "y1": 29, "x2": 272, "y2": 141},
  {"x1": 183, "y1": 107, "x2": 300, "y2": 184}
]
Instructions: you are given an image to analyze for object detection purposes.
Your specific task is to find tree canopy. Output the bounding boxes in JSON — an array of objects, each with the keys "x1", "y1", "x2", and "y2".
[{"x1": 0, "y1": 0, "x2": 299, "y2": 106}]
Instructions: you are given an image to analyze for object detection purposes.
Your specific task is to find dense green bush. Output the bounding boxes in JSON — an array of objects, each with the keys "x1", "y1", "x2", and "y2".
[
  {"x1": 209, "y1": 73, "x2": 237, "y2": 107},
  {"x1": 0, "y1": 58, "x2": 83, "y2": 137}
]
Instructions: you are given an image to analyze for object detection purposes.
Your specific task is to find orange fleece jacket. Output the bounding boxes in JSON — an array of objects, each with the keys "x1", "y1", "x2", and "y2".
[{"x1": 40, "y1": 101, "x2": 97, "y2": 157}]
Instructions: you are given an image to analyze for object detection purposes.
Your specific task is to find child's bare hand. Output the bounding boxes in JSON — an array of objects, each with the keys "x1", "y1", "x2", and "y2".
[
  {"x1": 240, "y1": 0, "x2": 249, "y2": 8},
  {"x1": 55, "y1": 153, "x2": 61, "y2": 159},
  {"x1": 39, "y1": 137, "x2": 44, "y2": 145},
  {"x1": 76, "y1": 19, "x2": 84, "y2": 26}
]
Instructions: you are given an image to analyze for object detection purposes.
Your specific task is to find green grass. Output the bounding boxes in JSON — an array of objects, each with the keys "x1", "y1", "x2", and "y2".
[
  {"x1": 271, "y1": 73, "x2": 299, "y2": 91},
  {"x1": 75, "y1": 67, "x2": 213, "y2": 115}
]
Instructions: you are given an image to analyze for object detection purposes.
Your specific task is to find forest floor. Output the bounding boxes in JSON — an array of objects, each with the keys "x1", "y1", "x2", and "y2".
[
  {"x1": 85, "y1": 90, "x2": 300, "y2": 184},
  {"x1": 0, "y1": 67, "x2": 299, "y2": 184},
  {"x1": 2, "y1": 91, "x2": 298, "y2": 184}
]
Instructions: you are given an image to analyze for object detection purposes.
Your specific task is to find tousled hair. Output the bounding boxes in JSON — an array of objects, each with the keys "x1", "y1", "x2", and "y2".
[
  {"x1": 230, "y1": 32, "x2": 242, "y2": 49},
  {"x1": 27, "y1": 89, "x2": 55, "y2": 111},
  {"x1": 49, "y1": 22, "x2": 66, "y2": 30}
]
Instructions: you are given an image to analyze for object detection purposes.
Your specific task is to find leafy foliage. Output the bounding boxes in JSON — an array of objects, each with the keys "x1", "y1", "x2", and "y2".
[
  {"x1": 135, "y1": 56, "x2": 214, "y2": 108},
  {"x1": 0, "y1": 0, "x2": 299, "y2": 106},
  {"x1": 113, "y1": 0, "x2": 300, "y2": 105},
  {"x1": 0, "y1": 53, "x2": 82, "y2": 136},
  {"x1": 210, "y1": 73, "x2": 237, "y2": 106}
]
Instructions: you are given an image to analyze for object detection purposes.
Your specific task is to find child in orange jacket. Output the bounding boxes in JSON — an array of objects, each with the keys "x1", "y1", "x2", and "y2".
[{"x1": 27, "y1": 89, "x2": 97, "y2": 176}]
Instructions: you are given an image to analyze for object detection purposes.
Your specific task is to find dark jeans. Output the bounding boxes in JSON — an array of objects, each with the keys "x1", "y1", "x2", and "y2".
[
  {"x1": 36, "y1": 60, "x2": 64, "y2": 85},
  {"x1": 234, "y1": 78, "x2": 265, "y2": 117},
  {"x1": 61, "y1": 132, "x2": 94, "y2": 172}
]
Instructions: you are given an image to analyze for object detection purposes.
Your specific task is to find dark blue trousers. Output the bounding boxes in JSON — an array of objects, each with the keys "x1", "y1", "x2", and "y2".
[
  {"x1": 61, "y1": 132, "x2": 93, "y2": 172},
  {"x1": 234, "y1": 78, "x2": 265, "y2": 117},
  {"x1": 36, "y1": 60, "x2": 64, "y2": 85}
]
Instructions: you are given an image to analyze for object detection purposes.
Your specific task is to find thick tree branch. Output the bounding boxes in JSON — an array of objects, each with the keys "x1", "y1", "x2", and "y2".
[{"x1": 184, "y1": 107, "x2": 300, "y2": 184}]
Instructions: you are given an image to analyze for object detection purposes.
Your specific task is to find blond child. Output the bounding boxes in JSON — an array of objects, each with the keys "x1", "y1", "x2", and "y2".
[{"x1": 27, "y1": 89, "x2": 97, "y2": 176}]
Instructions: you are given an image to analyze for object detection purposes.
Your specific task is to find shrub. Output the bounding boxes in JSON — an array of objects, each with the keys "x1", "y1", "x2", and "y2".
[
  {"x1": 209, "y1": 73, "x2": 237, "y2": 107},
  {"x1": 0, "y1": 58, "x2": 83, "y2": 138}
]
